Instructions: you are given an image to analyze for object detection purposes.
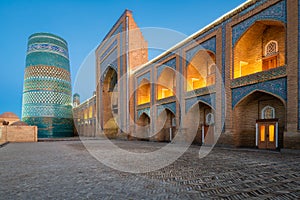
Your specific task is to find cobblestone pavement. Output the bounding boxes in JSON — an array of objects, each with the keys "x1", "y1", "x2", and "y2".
[{"x1": 0, "y1": 140, "x2": 299, "y2": 199}]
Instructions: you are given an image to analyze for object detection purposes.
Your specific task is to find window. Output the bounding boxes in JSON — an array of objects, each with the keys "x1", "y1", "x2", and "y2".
[
  {"x1": 261, "y1": 106, "x2": 275, "y2": 119},
  {"x1": 265, "y1": 40, "x2": 278, "y2": 56},
  {"x1": 206, "y1": 113, "x2": 214, "y2": 126}
]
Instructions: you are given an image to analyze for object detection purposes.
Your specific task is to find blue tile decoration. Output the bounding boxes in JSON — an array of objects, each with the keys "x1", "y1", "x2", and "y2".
[
  {"x1": 185, "y1": 93, "x2": 216, "y2": 113},
  {"x1": 157, "y1": 58, "x2": 176, "y2": 78},
  {"x1": 239, "y1": 0, "x2": 269, "y2": 17},
  {"x1": 100, "y1": 39, "x2": 118, "y2": 60},
  {"x1": 154, "y1": 53, "x2": 175, "y2": 65},
  {"x1": 26, "y1": 52, "x2": 70, "y2": 71},
  {"x1": 137, "y1": 72, "x2": 150, "y2": 86},
  {"x1": 27, "y1": 43, "x2": 69, "y2": 59},
  {"x1": 22, "y1": 33, "x2": 73, "y2": 138},
  {"x1": 29, "y1": 33, "x2": 68, "y2": 49},
  {"x1": 99, "y1": 23, "x2": 122, "y2": 75},
  {"x1": 232, "y1": 1, "x2": 286, "y2": 46},
  {"x1": 157, "y1": 102, "x2": 176, "y2": 116},
  {"x1": 232, "y1": 77, "x2": 287, "y2": 108},
  {"x1": 186, "y1": 85, "x2": 215, "y2": 97},
  {"x1": 137, "y1": 108, "x2": 150, "y2": 118},
  {"x1": 231, "y1": 66, "x2": 286, "y2": 88},
  {"x1": 185, "y1": 37, "x2": 216, "y2": 65},
  {"x1": 100, "y1": 48, "x2": 118, "y2": 73}
]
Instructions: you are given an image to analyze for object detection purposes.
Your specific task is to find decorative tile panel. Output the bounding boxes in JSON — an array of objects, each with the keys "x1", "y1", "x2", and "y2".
[
  {"x1": 232, "y1": 77, "x2": 287, "y2": 108},
  {"x1": 157, "y1": 58, "x2": 176, "y2": 78},
  {"x1": 27, "y1": 43, "x2": 69, "y2": 59},
  {"x1": 185, "y1": 37, "x2": 216, "y2": 64},
  {"x1": 239, "y1": 0, "x2": 269, "y2": 17},
  {"x1": 232, "y1": 1, "x2": 286, "y2": 46},
  {"x1": 100, "y1": 48, "x2": 118, "y2": 73},
  {"x1": 137, "y1": 108, "x2": 150, "y2": 118},
  {"x1": 157, "y1": 102, "x2": 176, "y2": 116},
  {"x1": 26, "y1": 52, "x2": 70, "y2": 71},
  {"x1": 185, "y1": 93, "x2": 216, "y2": 113},
  {"x1": 100, "y1": 39, "x2": 118, "y2": 60},
  {"x1": 186, "y1": 85, "x2": 215, "y2": 98},
  {"x1": 231, "y1": 66, "x2": 287, "y2": 88}
]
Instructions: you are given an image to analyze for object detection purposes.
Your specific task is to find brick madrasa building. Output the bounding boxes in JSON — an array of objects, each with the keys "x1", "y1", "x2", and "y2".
[{"x1": 73, "y1": 0, "x2": 300, "y2": 150}]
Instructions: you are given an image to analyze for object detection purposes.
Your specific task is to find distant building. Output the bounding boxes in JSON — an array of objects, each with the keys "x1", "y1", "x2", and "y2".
[
  {"x1": 0, "y1": 112, "x2": 20, "y2": 125},
  {"x1": 0, "y1": 112, "x2": 37, "y2": 143},
  {"x1": 73, "y1": 93, "x2": 80, "y2": 108},
  {"x1": 22, "y1": 33, "x2": 73, "y2": 138},
  {"x1": 73, "y1": 93, "x2": 96, "y2": 137}
]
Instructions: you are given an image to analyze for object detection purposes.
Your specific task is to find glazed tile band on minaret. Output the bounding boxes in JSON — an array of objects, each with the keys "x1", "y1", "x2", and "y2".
[{"x1": 22, "y1": 33, "x2": 73, "y2": 138}]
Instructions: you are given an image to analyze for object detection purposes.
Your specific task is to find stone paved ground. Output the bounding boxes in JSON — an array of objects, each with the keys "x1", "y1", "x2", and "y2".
[{"x1": 0, "y1": 140, "x2": 299, "y2": 199}]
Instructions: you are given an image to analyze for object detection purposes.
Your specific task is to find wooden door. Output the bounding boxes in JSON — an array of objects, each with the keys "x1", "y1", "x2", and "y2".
[
  {"x1": 257, "y1": 122, "x2": 277, "y2": 150},
  {"x1": 262, "y1": 55, "x2": 278, "y2": 70}
]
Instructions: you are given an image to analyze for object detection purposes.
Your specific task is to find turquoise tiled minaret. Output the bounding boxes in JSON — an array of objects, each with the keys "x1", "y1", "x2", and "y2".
[{"x1": 22, "y1": 33, "x2": 74, "y2": 138}]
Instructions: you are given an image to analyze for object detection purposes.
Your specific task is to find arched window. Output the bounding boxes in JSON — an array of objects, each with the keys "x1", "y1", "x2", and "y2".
[
  {"x1": 261, "y1": 106, "x2": 275, "y2": 119},
  {"x1": 265, "y1": 40, "x2": 278, "y2": 56},
  {"x1": 206, "y1": 113, "x2": 214, "y2": 125}
]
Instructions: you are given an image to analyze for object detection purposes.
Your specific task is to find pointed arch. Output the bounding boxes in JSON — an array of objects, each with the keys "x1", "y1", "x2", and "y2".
[
  {"x1": 186, "y1": 49, "x2": 216, "y2": 91},
  {"x1": 233, "y1": 20, "x2": 285, "y2": 79},
  {"x1": 137, "y1": 78, "x2": 150, "y2": 105},
  {"x1": 157, "y1": 67, "x2": 176, "y2": 100}
]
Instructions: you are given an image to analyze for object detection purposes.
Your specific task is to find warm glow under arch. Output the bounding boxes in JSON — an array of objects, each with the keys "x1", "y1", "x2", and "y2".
[
  {"x1": 186, "y1": 50, "x2": 216, "y2": 91},
  {"x1": 157, "y1": 67, "x2": 176, "y2": 100},
  {"x1": 137, "y1": 78, "x2": 150, "y2": 105},
  {"x1": 233, "y1": 20, "x2": 285, "y2": 79}
]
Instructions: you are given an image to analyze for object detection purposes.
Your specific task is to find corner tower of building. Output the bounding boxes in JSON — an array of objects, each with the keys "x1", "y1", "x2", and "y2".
[{"x1": 22, "y1": 33, "x2": 73, "y2": 138}]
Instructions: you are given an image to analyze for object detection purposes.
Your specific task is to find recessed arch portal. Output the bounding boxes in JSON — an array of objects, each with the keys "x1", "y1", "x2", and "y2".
[
  {"x1": 186, "y1": 100, "x2": 215, "y2": 145},
  {"x1": 101, "y1": 66, "x2": 118, "y2": 136},
  {"x1": 187, "y1": 50, "x2": 216, "y2": 91},
  {"x1": 155, "y1": 108, "x2": 176, "y2": 142},
  {"x1": 135, "y1": 112, "x2": 151, "y2": 141},
  {"x1": 233, "y1": 20, "x2": 285, "y2": 79},
  {"x1": 233, "y1": 91, "x2": 285, "y2": 149}
]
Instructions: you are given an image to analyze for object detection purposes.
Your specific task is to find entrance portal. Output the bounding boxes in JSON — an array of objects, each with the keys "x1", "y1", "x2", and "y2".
[{"x1": 233, "y1": 91, "x2": 285, "y2": 149}]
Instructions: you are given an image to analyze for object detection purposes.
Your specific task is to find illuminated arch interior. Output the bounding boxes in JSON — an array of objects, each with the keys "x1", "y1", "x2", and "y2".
[
  {"x1": 233, "y1": 20, "x2": 285, "y2": 79},
  {"x1": 157, "y1": 67, "x2": 175, "y2": 100},
  {"x1": 137, "y1": 79, "x2": 150, "y2": 105},
  {"x1": 187, "y1": 50, "x2": 216, "y2": 91}
]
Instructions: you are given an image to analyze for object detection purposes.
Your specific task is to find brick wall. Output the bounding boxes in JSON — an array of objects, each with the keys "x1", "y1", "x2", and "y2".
[{"x1": 0, "y1": 126, "x2": 37, "y2": 143}]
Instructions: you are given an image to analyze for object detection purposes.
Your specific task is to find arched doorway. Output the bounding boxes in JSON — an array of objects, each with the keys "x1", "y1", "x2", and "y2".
[
  {"x1": 136, "y1": 113, "x2": 151, "y2": 141},
  {"x1": 233, "y1": 91, "x2": 285, "y2": 149},
  {"x1": 233, "y1": 20, "x2": 285, "y2": 79},
  {"x1": 101, "y1": 67, "x2": 118, "y2": 137},
  {"x1": 156, "y1": 109, "x2": 176, "y2": 142},
  {"x1": 188, "y1": 101, "x2": 215, "y2": 145}
]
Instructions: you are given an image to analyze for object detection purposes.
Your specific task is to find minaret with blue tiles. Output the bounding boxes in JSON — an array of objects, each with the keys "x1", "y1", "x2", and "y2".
[{"x1": 22, "y1": 33, "x2": 74, "y2": 138}]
